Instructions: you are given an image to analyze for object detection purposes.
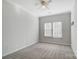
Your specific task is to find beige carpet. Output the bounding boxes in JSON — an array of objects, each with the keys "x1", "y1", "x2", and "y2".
[{"x1": 3, "y1": 43, "x2": 76, "y2": 59}]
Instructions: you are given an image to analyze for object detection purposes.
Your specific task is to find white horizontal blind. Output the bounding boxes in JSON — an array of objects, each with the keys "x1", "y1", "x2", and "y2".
[
  {"x1": 44, "y1": 23, "x2": 52, "y2": 37},
  {"x1": 44, "y1": 22, "x2": 62, "y2": 38},
  {"x1": 53, "y1": 22, "x2": 62, "y2": 38}
]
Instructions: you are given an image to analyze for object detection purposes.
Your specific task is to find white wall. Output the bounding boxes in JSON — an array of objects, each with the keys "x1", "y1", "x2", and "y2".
[
  {"x1": 71, "y1": 0, "x2": 77, "y2": 56},
  {"x1": 2, "y1": 0, "x2": 39, "y2": 56}
]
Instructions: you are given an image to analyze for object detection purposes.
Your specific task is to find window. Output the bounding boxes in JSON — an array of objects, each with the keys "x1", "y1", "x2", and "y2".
[
  {"x1": 53, "y1": 22, "x2": 62, "y2": 38},
  {"x1": 44, "y1": 22, "x2": 62, "y2": 38},
  {"x1": 44, "y1": 23, "x2": 52, "y2": 37}
]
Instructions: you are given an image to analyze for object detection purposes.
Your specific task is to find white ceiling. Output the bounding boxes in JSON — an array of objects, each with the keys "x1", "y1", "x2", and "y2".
[{"x1": 6, "y1": 0, "x2": 74, "y2": 17}]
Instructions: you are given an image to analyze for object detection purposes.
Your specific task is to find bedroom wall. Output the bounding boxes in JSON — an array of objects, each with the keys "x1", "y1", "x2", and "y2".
[
  {"x1": 39, "y1": 12, "x2": 71, "y2": 45},
  {"x1": 71, "y1": 0, "x2": 77, "y2": 56},
  {"x1": 2, "y1": 0, "x2": 39, "y2": 56}
]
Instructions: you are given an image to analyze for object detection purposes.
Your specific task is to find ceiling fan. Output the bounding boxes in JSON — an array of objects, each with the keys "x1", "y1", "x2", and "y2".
[{"x1": 40, "y1": 0, "x2": 52, "y2": 8}]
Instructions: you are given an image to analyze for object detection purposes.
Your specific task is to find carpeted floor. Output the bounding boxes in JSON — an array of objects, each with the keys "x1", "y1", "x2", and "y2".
[{"x1": 3, "y1": 43, "x2": 76, "y2": 59}]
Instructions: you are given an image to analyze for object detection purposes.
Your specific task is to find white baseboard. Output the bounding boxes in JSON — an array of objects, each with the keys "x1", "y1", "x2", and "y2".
[{"x1": 3, "y1": 41, "x2": 38, "y2": 57}]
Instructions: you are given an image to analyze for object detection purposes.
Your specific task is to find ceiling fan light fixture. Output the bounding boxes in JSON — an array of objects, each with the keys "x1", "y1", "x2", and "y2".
[
  {"x1": 40, "y1": 0, "x2": 51, "y2": 8},
  {"x1": 42, "y1": 5, "x2": 46, "y2": 8}
]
